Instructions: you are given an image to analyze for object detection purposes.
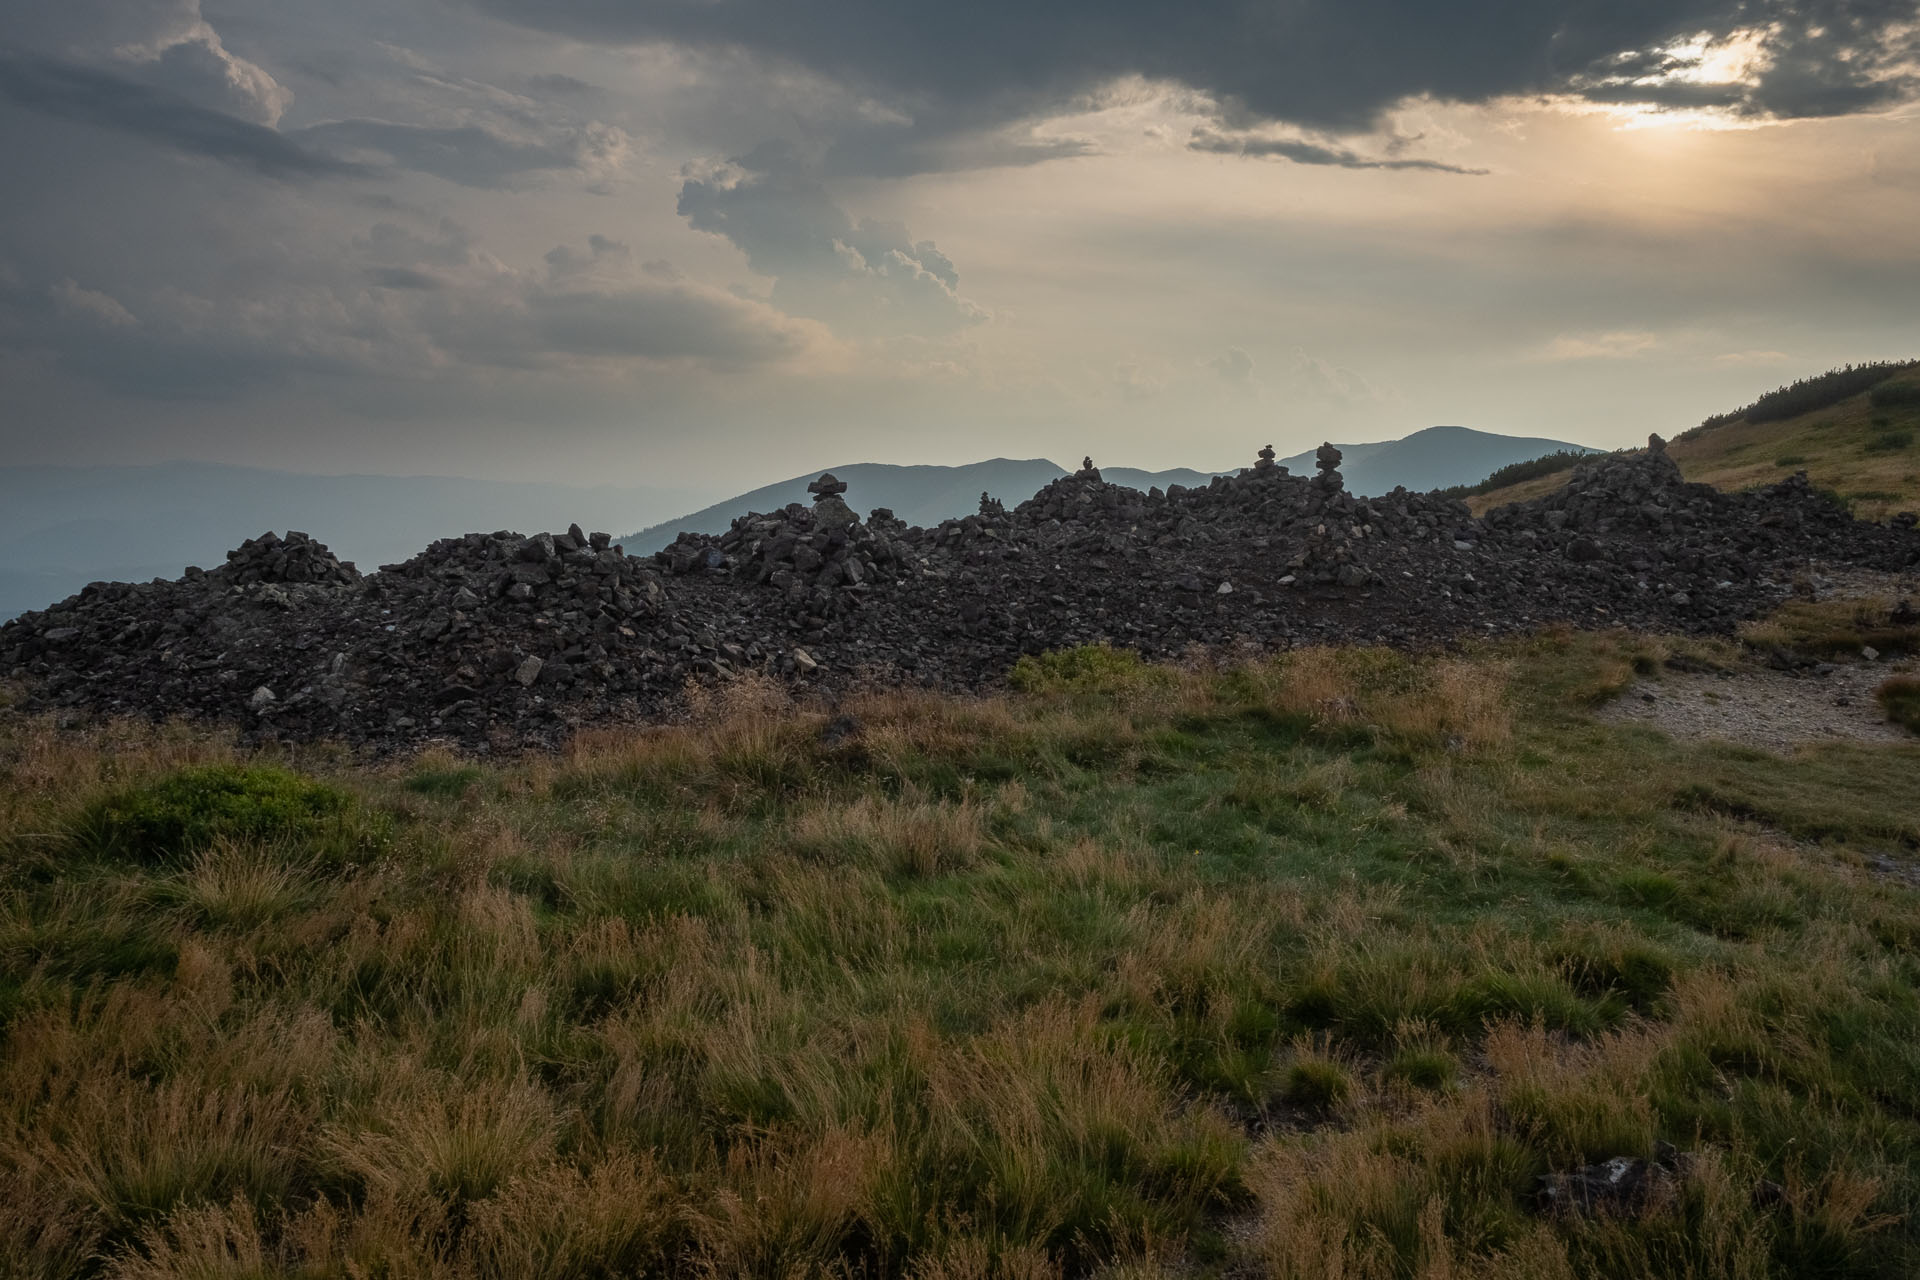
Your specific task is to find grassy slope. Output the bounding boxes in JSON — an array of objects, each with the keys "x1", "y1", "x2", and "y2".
[
  {"x1": 1471, "y1": 369, "x2": 1920, "y2": 519},
  {"x1": 1, "y1": 622, "x2": 1918, "y2": 1279}
]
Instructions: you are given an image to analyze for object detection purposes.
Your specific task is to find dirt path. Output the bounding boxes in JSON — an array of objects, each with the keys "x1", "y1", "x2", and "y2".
[
  {"x1": 1600, "y1": 562, "x2": 1919, "y2": 752},
  {"x1": 1601, "y1": 662, "x2": 1916, "y2": 751}
]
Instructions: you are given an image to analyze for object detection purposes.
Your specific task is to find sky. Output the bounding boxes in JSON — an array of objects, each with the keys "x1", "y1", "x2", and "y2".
[{"x1": 2, "y1": 0, "x2": 1919, "y2": 490}]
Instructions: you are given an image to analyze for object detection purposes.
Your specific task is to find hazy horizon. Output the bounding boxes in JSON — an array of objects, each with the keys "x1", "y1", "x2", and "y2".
[{"x1": 4, "y1": 2, "x2": 1918, "y2": 492}]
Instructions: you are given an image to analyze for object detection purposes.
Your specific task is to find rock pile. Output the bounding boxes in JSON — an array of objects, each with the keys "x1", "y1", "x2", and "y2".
[
  {"x1": 4, "y1": 440, "x2": 1917, "y2": 751},
  {"x1": 219, "y1": 531, "x2": 360, "y2": 587}
]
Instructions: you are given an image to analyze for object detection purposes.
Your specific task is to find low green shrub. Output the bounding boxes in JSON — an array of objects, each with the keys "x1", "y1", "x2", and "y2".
[
  {"x1": 1008, "y1": 643, "x2": 1170, "y2": 695},
  {"x1": 1863, "y1": 429, "x2": 1913, "y2": 454},
  {"x1": 71, "y1": 764, "x2": 370, "y2": 865},
  {"x1": 1879, "y1": 676, "x2": 1920, "y2": 733},
  {"x1": 405, "y1": 765, "x2": 484, "y2": 799},
  {"x1": 1868, "y1": 379, "x2": 1920, "y2": 409}
]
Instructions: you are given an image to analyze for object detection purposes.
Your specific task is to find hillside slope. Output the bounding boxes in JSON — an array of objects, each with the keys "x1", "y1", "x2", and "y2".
[
  {"x1": 1317, "y1": 425, "x2": 1597, "y2": 496},
  {"x1": 1474, "y1": 367, "x2": 1920, "y2": 518},
  {"x1": 617, "y1": 459, "x2": 1081, "y2": 552}
]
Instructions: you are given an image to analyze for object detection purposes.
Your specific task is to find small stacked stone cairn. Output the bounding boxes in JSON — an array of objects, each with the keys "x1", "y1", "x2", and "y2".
[{"x1": 1312, "y1": 442, "x2": 1345, "y2": 495}]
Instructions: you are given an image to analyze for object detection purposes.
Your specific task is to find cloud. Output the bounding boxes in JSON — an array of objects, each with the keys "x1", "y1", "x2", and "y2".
[
  {"x1": 0, "y1": 52, "x2": 361, "y2": 179},
  {"x1": 294, "y1": 117, "x2": 632, "y2": 189},
  {"x1": 357, "y1": 219, "x2": 479, "y2": 269},
  {"x1": 9, "y1": 0, "x2": 293, "y2": 124},
  {"x1": 1113, "y1": 360, "x2": 1163, "y2": 401},
  {"x1": 1189, "y1": 128, "x2": 1489, "y2": 174},
  {"x1": 1210, "y1": 346, "x2": 1253, "y2": 382},
  {"x1": 50, "y1": 278, "x2": 138, "y2": 328},
  {"x1": 523, "y1": 73, "x2": 599, "y2": 98},
  {"x1": 1566, "y1": 10, "x2": 1920, "y2": 121},
  {"x1": 1286, "y1": 351, "x2": 1382, "y2": 404},
  {"x1": 529, "y1": 286, "x2": 817, "y2": 368},
  {"x1": 821, "y1": 126, "x2": 1098, "y2": 179},
  {"x1": 367, "y1": 266, "x2": 449, "y2": 291},
  {"x1": 463, "y1": 0, "x2": 1920, "y2": 139},
  {"x1": 544, "y1": 233, "x2": 631, "y2": 281},
  {"x1": 1539, "y1": 331, "x2": 1661, "y2": 361},
  {"x1": 123, "y1": 27, "x2": 294, "y2": 127},
  {"x1": 676, "y1": 145, "x2": 985, "y2": 337}
]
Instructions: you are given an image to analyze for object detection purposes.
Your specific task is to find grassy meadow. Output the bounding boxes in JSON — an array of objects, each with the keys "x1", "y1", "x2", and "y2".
[
  {"x1": 1471, "y1": 367, "x2": 1920, "y2": 519},
  {"x1": 2, "y1": 622, "x2": 1919, "y2": 1278}
]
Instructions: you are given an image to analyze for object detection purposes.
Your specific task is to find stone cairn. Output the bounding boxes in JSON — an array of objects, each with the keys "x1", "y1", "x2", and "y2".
[{"x1": 1312, "y1": 442, "x2": 1344, "y2": 494}]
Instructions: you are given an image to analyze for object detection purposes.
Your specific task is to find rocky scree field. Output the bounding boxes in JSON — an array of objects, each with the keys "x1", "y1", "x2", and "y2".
[
  {"x1": 3, "y1": 439, "x2": 1917, "y2": 753},
  {"x1": 1, "y1": 619, "x2": 1918, "y2": 1277}
]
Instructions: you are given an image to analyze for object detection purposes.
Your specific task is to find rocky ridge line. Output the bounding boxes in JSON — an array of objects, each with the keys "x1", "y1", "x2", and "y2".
[{"x1": 4, "y1": 439, "x2": 1916, "y2": 752}]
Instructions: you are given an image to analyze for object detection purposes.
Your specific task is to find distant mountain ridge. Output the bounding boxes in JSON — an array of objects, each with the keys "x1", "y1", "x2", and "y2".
[
  {"x1": 617, "y1": 426, "x2": 1595, "y2": 552},
  {"x1": 616, "y1": 459, "x2": 1224, "y2": 553},
  {"x1": 0, "y1": 462, "x2": 717, "y2": 622},
  {"x1": 1, "y1": 428, "x2": 1594, "y2": 620}
]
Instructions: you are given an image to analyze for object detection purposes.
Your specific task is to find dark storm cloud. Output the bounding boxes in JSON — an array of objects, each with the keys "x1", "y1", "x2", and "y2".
[
  {"x1": 1566, "y1": 3, "x2": 1920, "y2": 119},
  {"x1": 461, "y1": 0, "x2": 1919, "y2": 132},
  {"x1": 1188, "y1": 129, "x2": 1490, "y2": 175},
  {"x1": 0, "y1": 51, "x2": 361, "y2": 179}
]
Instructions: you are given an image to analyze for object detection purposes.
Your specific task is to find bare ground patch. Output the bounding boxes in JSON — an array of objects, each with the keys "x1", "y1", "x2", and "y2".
[{"x1": 1601, "y1": 661, "x2": 1918, "y2": 751}]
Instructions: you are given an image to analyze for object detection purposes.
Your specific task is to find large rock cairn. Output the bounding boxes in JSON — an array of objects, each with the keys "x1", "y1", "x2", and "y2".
[
  {"x1": 220, "y1": 531, "x2": 360, "y2": 586},
  {"x1": 4, "y1": 439, "x2": 1917, "y2": 752}
]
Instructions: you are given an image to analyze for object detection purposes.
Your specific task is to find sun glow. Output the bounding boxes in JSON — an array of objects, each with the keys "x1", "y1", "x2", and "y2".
[{"x1": 1662, "y1": 27, "x2": 1778, "y2": 86}]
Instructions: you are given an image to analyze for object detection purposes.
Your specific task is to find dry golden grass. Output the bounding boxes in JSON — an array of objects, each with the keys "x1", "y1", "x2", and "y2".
[{"x1": 2, "y1": 627, "x2": 1917, "y2": 1277}]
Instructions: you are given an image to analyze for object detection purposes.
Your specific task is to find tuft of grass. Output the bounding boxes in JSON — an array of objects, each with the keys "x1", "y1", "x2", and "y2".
[
  {"x1": 1774, "y1": 453, "x2": 1809, "y2": 467},
  {"x1": 1280, "y1": 1051, "x2": 1355, "y2": 1113},
  {"x1": 1385, "y1": 1044, "x2": 1460, "y2": 1093}
]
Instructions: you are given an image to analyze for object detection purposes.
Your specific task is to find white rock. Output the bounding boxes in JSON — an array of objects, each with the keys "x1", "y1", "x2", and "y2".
[
  {"x1": 248, "y1": 686, "x2": 276, "y2": 711},
  {"x1": 514, "y1": 656, "x2": 544, "y2": 686}
]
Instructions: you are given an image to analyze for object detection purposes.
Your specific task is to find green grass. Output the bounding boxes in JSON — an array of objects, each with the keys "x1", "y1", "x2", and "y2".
[{"x1": 1, "y1": 629, "x2": 1918, "y2": 1277}]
